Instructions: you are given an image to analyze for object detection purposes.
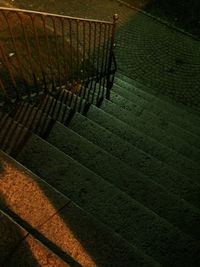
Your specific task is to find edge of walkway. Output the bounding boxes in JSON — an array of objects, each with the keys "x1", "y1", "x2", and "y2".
[{"x1": 115, "y1": 0, "x2": 200, "y2": 41}]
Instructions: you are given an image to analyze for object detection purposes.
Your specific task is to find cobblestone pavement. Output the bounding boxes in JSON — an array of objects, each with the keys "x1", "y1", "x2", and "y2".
[
  {"x1": 115, "y1": 12, "x2": 200, "y2": 110},
  {"x1": 1, "y1": 0, "x2": 200, "y2": 110}
]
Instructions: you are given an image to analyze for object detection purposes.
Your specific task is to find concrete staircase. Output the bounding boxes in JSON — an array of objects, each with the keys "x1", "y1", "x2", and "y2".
[{"x1": 1, "y1": 72, "x2": 200, "y2": 266}]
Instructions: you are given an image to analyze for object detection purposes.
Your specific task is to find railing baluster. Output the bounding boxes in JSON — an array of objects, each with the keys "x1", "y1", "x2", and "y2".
[
  {"x1": 18, "y1": 13, "x2": 39, "y2": 95},
  {"x1": 106, "y1": 14, "x2": 119, "y2": 99},
  {"x1": 0, "y1": 76, "x2": 10, "y2": 101},
  {"x1": 96, "y1": 22, "x2": 102, "y2": 104},
  {"x1": 61, "y1": 18, "x2": 68, "y2": 87},
  {"x1": 0, "y1": 42, "x2": 18, "y2": 97},
  {"x1": 103, "y1": 24, "x2": 111, "y2": 98},
  {"x1": 76, "y1": 20, "x2": 80, "y2": 82},
  {"x1": 98, "y1": 23, "x2": 107, "y2": 98},
  {"x1": 42, "y1": 16, "x2": 55, "y2": 91},
  {"x1": 30, "y1": 14, "x2": 47, "y2": 91},
  {"x1": 68, "y1": 19, "x2": 73, "y2": 83},
  {"x1": 0, "y1": 7, "x2": 118, "y2": 113},
  {"x1": 52, "y1": 17, "x2": 62, "y2": 89},
  {"x1": 2, "y1": 11, "x2": 28, "y2": 95}
]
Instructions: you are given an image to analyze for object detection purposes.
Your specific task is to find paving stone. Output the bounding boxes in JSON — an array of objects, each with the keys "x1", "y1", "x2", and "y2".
[{"x1": 115, "y1": 12, "x2": 200, "y2": 110}]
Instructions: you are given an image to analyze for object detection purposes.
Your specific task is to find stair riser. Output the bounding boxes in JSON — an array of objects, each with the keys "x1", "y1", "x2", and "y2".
[
  {"x1": 115, "y1": 75, "x2": 200, "y2": 123},
  {"x1": 69, "y1": 113, "x2": 200, "y2": 210},
  {"x1": 16, "y1": 134, "x2": 200, "y2": 267},
  {"x1": 110, "y1": 88, "x2": 200, "y2": 138},
  {"x1": 47, "y1": 122, "x2": 200, "y2": 241}
]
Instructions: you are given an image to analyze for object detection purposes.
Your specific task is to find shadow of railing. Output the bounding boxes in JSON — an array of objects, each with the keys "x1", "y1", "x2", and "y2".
[{"x1": 0, "y1": 7, "x2": 118, "y2": 112}]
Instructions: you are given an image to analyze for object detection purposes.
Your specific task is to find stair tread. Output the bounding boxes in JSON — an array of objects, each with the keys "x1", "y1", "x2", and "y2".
[
  {"x1": 15, "y1": 134, "x2": 200, "y2": 266},
  {"x1": 52, "y1": 87, "x2": 87, "y2": 113},
  {"x1": 99, "y1": 97, "x2": 200, "y2": 180},
  {"x1": 47, "y1": 121, "x2": 200, "y2": 241},
  {"x1": 89, "y1": 102, "x2": 200, "y2": 163},
  {"x1": 110, "y1": 88, "x2": 200, "y2": 137},
  {"x1": 100, "y1": 101, "x2": 200, "y2": 162},
  {"x1": 113, "y1": 79, "x2": 200, "y2": 128},
  {"x1": 69, "y1": 112, "x2": 200, "y2": 209},
  {"x1": 115, "y1": 73, "x2": 200, "y2": 120},
  {"x1": 0, "y1": 112, "x2": 29, "y2": 155},
  {"x1": 0, "y1": 210, "x2": 70, "y2": 267},
  {"x1": 0, "y1": 150, "x2": 156, "y2": 267},
  {"x1": 37, "y1": 94, "x2": 72, "y2": 124},
  {"x1": 5, "y1": 98, "x2": 72, "y2": 137}
]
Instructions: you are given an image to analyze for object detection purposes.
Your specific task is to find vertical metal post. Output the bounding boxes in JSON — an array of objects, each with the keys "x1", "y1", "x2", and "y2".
[{"x1": 106, "y1": 14, "x2": 118, "y2": 99}]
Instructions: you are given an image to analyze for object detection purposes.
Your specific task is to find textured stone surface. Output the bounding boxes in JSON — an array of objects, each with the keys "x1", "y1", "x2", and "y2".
[
  {"x1": 100, "y1": 95, "x2": 200, "y2": 179},
  {"x1": 99, "y1": 99, "x2": 200, "y2": 165},
  {"x1": 0, "y1": 210, "x2": 28, "y2": 265},
  {"x1": 90, "y1": 102, "x2": 200, "y2": 163},
  {"x1": 0, "y1": 210, "x2": 69, "y2": 267},
  {"x1": 98, "y1": 97, "x2": 200, "y2": 180},
  {"x1": 47, "y1": 121, "x2": 200, "y2": 240},
  {"x1": 7, "y1": 234, "x2": 70, "y2": 267},
  {"x1": 69, "y1": 113, "x2": 200, "y2": 209},
  {"x1": 1, "y1": 150, "x2": 155, "y2": 267},
  {"x1": 0, "y1": 150, "x2": 70, "y2": 228},
  {"x1": 115, "y1": 12, "x2": 200, "y2": 110},
  {"x1": 16, "y1": 134, "x2": 200, "y2": 266},
  {"x1": 110, "y1": 83, "x2": 200, "y2": 137},
  {"x1": 114, "y1": 74, "x2": 200, "y2": 126},
  {"x1": 39, "y1": 202, "x2": 158, "y2": 267}
]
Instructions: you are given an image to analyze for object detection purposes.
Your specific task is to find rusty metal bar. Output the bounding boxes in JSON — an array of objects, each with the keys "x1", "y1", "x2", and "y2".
[
  {"x1": 106, "y1": 14, "x2": 119, "y2": 99},
  {"x1": 0, "y1": 42, "x2": 18, "y2": 93},
  {"x1": 0, "y1": 7, "x2": 113, "y2": 24},
  {"x1": 0, "y1": 7, "x2": 118, "y2": 113},
  {"x1": 102, "y1": 24, "x2": 111, "y2": 98},
  {"x1": 41, "y1": 16, "x2": 55, "y2": 90},
  {"x1": 18, "y1": 13, "x2": 39, "y2": 93},
  {"x1": 61, "y1": 18, "x2": 68, "y2": 86},
  {"x1": 2, "y1": 11, "x2": 28, "y2": 91},
  {"x1": 30, "y1": 14, "x2": 47, "y2": 90}
]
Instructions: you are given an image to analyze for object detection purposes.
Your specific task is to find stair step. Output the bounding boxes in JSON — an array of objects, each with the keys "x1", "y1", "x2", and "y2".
[
  {"x1": 10, "y1": 101, "x2": 53, "y2": 136},
  {"x1": 113, "y1": 80, "x2": 200, "y2": 130},
  {"x1": 0, "y1": 150, "x2": 155, "y2": 267},
  {"x1": 107, "y1": 92, "x2": 200, "y2": 151},
  {"x1": 89, "y1": 102, "x2": 200, "y2": 164},
  {"x1": 52, "y1": 87, "x2": 88, "y2": 113},
  {"x1": 115, "y1": 73, "x2": 200, "y2": 120},
  {"x1": 0, "y1": 210, "x2": 70, "y2": 267},
  {"x1": 110, "y1": 88, "x2": 200, "y2": 137},
  {"x1": 36, "y1": 94, "x2": 73, "y2": 124},
  {"x1": 16, "y1": 135, "x2": 200, "y2": 266},
  {"x1": 47, "y1": 121, "x2": 200, "y2": 241},
  {"x1": 6, "y1": 97, "x2": 72, "y2": 137},
  {"x1": 0, "y1": 111, "x2": 29, "y2": 155},
  {"x1": 69, "y1": 113, "x2": 200, "y2": 209},
  {"x1": 97, "y1": 99, "x2": 200, "y2": 180}
]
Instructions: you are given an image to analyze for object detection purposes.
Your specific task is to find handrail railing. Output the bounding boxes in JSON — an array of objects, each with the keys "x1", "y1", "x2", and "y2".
[{"x1": 0, "y1": 7, "x2": 118, "y2": 110}]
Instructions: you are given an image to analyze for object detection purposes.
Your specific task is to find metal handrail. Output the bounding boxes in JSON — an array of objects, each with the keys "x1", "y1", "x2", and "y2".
[{"x1": 0, "y1": 7, "x2": 118, "y2": 109}]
